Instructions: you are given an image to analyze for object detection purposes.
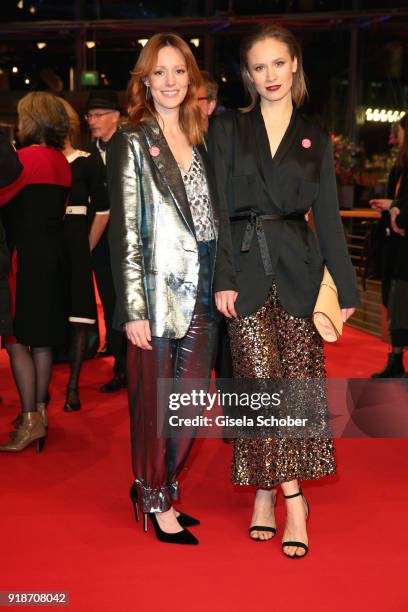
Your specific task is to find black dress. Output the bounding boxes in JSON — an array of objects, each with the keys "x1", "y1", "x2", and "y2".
[
  {"x1": 64, "y1": 150, "x2": 109, "y2": 324},
  {"x1": 0, "y1": 145, "x2": 71, "y2": 346}
]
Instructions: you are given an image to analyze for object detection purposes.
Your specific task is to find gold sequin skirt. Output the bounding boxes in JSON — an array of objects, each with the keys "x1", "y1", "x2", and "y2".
[{"x1": 228, "y1": 284, "x2": 336, "y2": 487}]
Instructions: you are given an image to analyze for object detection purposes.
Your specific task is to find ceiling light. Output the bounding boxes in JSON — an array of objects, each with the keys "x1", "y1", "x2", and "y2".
[
  {"x1": 37, "y1": 42, "x2": 47, "y2": 50},
  {"x1": 138, "y1": 39, "x2": 148, "y2": 47},
  {"x1": 86, "y1": 41, "x2": 96, "y2": 49},
  {"x1": 24, "y1": 78, "x2": 30, "y2": 85},
  {"x1": 17, "y1": 1, "x2": 24, "y2": 9},
  {"x1": 12, "y1": 66, "x2": 19, "y2": 74},
  {"x1": 190, "y1": 38, "x2": 200, "y2": 48},
  {"x1": 29, "y1": 6, "x2": 37, "y2": 13}
]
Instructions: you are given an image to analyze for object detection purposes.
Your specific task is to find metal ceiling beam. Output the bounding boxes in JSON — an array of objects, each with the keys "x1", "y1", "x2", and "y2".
[{"x1": 1, "y1": 9, "x2": 408, "y2": 37}]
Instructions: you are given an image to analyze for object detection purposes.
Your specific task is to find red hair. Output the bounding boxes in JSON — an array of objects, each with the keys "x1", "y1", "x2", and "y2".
[{"x1": 127, "y1": 33, "x2": 204, "y2": 145}]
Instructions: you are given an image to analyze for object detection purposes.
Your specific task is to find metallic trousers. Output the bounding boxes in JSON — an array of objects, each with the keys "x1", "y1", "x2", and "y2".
[{"x1": 126, "y1": 241, "x2": 218, "y2": 513}]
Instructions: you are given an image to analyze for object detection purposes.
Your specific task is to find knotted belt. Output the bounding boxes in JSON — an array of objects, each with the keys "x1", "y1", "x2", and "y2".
[{"x1": 230, "y1": 211, "x2": 305, "y2": 276}]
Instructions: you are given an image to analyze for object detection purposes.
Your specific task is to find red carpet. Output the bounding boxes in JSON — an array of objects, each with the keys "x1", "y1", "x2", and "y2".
[{"x1": 0, "y1": 327, "x2": 407, "y2": 612}]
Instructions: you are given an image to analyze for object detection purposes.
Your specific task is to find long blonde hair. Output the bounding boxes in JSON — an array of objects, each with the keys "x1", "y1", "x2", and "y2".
[
  {"x1": 240, "y1": 24, "x2": 308, "y2": 113},
  {"x1": 127, "y1": 33, "x2": 204, "y2": 145}
]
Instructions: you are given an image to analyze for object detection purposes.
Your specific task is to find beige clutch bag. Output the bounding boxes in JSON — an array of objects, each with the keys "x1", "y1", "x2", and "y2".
[{"x1": 313, "y1": 266, "x2": 343, "y2": 342}]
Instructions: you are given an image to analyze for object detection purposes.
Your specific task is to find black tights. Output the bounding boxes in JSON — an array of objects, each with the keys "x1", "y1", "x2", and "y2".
[
  {"x1": 6, "y1": 343, "x2": 53, "y2": 413},
  {"x1": 66, "y1": 323, "x2": 89, "y2": 398}
]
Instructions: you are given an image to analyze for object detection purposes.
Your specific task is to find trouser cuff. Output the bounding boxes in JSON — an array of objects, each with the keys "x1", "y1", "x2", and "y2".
[{"x1": 134, "y1": 479, "x2": 179, "y2": 513}]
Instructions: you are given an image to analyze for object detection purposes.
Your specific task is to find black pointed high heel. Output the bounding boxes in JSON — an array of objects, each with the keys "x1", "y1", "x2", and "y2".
[
  {"x1": 129, "y1": 483, "x2": 200, "y2": 528},
  {"x1": 64, "y1": 387, "x2": 81, "y2": 412},
  {"x1": 63, "y1": 400, "x2": 81, "y2": 412},
  {"x1": 144, "y1": 512, "x2": 199, "y2": 545},
  {"x1": 281, "y1": 490, "x2": 310, "y2": 559},
  {"x1": 249, "y1": 489, "x2": 277, "y2": 541},
  {"x1": 174, "y1": 512, "x2": 200, "y2": 528}
]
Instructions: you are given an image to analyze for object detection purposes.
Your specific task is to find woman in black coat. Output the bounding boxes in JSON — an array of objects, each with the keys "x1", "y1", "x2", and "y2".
[
  {"x1": 209, "y1": 25, "x2": 359, "y2": 558},
  {"x1": 0, "y1": 93, "x2": 71, "y2": 453},
  {"x1": 370, "y1": 114, "x2": 408, "y2": 377},
  {"x1": 60, "y1": 98, "x2": 110, "y2": 412}
]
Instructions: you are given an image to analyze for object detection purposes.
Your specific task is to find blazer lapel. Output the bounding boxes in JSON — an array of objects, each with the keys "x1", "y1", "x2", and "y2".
[
  {"x1": 272, "y1": 108, "x2": 299, "y2": 167},
  {"x1": 250, "y1": 105, "x2": 299, "y2": 208},
  {"x1": 141, "y1": 118, "x2": 196, "y2": 238},
  {"x1": 251, "y1": 106, "x2": 274, "y2": 199}
]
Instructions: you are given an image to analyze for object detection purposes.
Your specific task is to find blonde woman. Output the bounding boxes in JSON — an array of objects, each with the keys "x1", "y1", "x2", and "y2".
[
  {"x1": 209, "y1": 25, "x2": 359, "y2": 558},
  {"x1": 0, "y1": 92, "x2": 71, "y2": 452}
]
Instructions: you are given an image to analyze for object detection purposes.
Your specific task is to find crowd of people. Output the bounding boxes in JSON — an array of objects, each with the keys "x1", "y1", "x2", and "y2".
[{"x1": 0, "y1": 24, "x2": 405, "y2": 557}]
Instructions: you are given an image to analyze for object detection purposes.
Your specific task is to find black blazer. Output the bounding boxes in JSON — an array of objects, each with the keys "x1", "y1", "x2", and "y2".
[{"x1": 208, "y1": 105, "x2": 360, "y2": 317}]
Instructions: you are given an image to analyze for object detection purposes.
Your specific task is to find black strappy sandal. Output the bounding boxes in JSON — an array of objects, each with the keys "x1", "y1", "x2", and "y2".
[
  {"x1": 248, "y1": 490, "x2": 277, "y2": 541},
  {"x1": 282, "y1": 490, "x2": 310, "y2": 558}
]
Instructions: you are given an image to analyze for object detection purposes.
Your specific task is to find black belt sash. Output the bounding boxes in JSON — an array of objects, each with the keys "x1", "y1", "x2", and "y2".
[{"x1": 230, "y1": 211, "x2": 305, "y2": 276}]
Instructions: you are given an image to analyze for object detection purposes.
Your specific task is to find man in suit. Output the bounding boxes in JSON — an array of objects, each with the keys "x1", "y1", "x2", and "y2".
[{"x1": 85, "y1": 91, "x2": 127, "y2": 392}]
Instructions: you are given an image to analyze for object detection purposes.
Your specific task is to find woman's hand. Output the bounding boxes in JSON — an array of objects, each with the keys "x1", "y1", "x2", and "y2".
[
  {"x1": 215, "y1": 290, "x2": 239, "y2": 318},
  {"x1": 390, "y1": 206, "x2": 405, "y2": 236},
  {"x1": 341, "y1": 308, "x2": 355, "y2": 323},
  {"x1": 125, "y1": 320, "x2": 152, "y2": 350},
  {"x1": 369, "y1": 198, "x2": 393, "y2": 211}
]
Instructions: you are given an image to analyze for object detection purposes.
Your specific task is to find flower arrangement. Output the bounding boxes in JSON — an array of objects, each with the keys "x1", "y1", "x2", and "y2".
[{"x1": 331, "y1": 134, "x2": 356, "y2": 185}]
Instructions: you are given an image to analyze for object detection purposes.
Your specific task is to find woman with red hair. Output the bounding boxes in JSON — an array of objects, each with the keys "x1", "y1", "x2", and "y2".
[{"x1": 108, "y1": 33, "x2": 234, "y2": 545}]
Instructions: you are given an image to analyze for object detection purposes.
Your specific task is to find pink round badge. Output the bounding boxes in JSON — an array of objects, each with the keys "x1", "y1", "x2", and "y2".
[
  {"x1": 149, "y1": 146, "x2": 161, "y2": 157},
  {"x1": 302, "y1": 138, "x2": 312, "y2": 149}
]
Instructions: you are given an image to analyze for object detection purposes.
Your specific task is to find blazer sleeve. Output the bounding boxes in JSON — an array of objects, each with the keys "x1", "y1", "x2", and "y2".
[
  {"x1": 312, "y1": 138, "x2": 360, "y2": 308},
  {"x1": 107, "y1": 130, "x2": 148, "y2": 326},
  {"x1": 207, "y1": 115, "x2": 238, "y2": 292}
]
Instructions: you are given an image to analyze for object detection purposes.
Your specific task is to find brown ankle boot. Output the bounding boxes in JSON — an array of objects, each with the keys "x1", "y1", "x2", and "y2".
[
  {"x1": 0, "y1": 412, "x2": 46, "y2": 452},
  {"x1": 11, "y1": 413, "x2": 22, "y2": 429},
  {"x1": 11, "y1": 402, "x2": 48, "y2": 429},
  {"x1": 36, "y1": 402, "x2": 48, "y2": 428}
]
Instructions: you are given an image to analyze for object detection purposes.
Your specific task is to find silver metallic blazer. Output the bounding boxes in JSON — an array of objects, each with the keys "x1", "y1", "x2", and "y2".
[{"x1": 107, "y1": 118, "x2": 236, "y2": 339}]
